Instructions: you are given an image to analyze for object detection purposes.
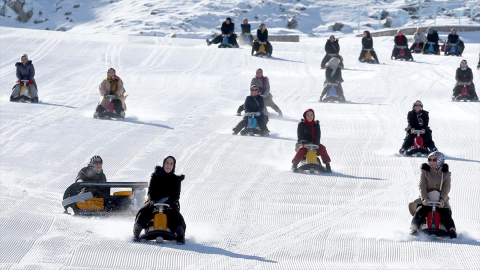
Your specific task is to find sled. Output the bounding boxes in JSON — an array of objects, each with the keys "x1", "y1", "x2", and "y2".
[
  {"x1": 140, "y1": 198, "x2": 179, "y2": 243},
  {"x1": 453, "y1": 82, "x2": 474, "y2": 102},
  {"x1": 296, "y1": 142, "x2": 326, "y2": 173},
  {"x1": 404, "y1": 130, "x2": 430, "y2": 156},
  {"x1": 62, "y1": 182, "x2": 148, "y2": 216},
  {"x1": 412, "y1": 43, "x2": 422, "y2": 53},
  {"x1": 11, "y1": 80, "x2": 33, "y2": 103},
  {"x1": 361, "y1": 49, "x2": 377, "y2": 63},
  {"x1": 418, "y1": 191, "x2": 450, "y2": 238},
  {"x1": 445, "y1": 43, "x2": 459, "y2": 56},
  {"x1": 94, "y1": 95, "x2": 125, "y2": 119},
  {"x1": 242, "y1": 112, "x2": 264, "y2": 136},
  {"x1": 425, "y1": 42, "x2": 436, "y2": 55},
  {"x1": 321, "y1": 82, "x2": 344, "y2": 103}
]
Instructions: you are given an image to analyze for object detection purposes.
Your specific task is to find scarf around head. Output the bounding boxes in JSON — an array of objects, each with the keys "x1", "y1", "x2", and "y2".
[
  {"x1": 428, "y1": 151, "x2": 445, "y2": 171},
  {"x1": 303, "y1": 108, "x2": 315, "y2": 142},
  {"x1": 326, "y1": 57, "x2": 341, "y2": 76}
]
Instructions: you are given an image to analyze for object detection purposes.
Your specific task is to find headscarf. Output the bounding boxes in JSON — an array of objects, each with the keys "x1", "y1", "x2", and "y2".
[
  {"x1": 303, "y1": 108, "x2": 315, "y2": 142},
  {"x1": 21, "y1": 54, "x2": 28, "y2": 60},
  {"x1": 428, "y1": 27, "x2": 434, "y2": 34},
  {"x1": 162, "y1": 156, "x2": 176, "y2": 174},
  {"x1": 364, "y1": 31, "x2": 371, "y2": 38},
  {"x1": 428, "y1": 151, "x2": 445, "y2": 171},
  {"x1": 88, "y1": 155, "x2": 103, "y2": 167},
  {"x1": 107, "y1": 68, "x2": 118, "y2": 93},
  {"x1": 325, "y1": 57, "x2": 341, "y2": 76},
  {"x1": 460, "y1": 59, "x2": 468, "y2": 70}
]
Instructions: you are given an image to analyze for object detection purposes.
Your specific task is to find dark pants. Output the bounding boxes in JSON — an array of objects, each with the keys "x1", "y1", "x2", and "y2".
[
  {"x1": 292, "y1": 144, "x2": 331, "y2": 164},
  {"x1": 358, "y1": 49, "x2": 379, "y2": 63},
  {"x1": 320, "y1": 83, "x2": 345, "y2": 101},
  {"x1": 401, "y1": 129, "x2": 436, "y2": 150},
  {"x1": 321, "y1": 54, "x2": 344, "y2": 68},
  {"x1": 392, "y1": 47, "x2": 413, "y2": 59},
  {"x1": 212, "y1": 34, "x2": 238, "y2": 46},
  {"x1": 233, "y1": 115, "x2": 269, "y2": 134},
  {"x1": 135, "y1": 200, "x2": 186, "y2": 232},
  {"x1": 96, "y1": 99, "x2": 123, "y2": 115},
  {"x1": 444, "y1": 43, "x2": 463, "y2": 55},
  {"x1": 252, "y1": 41, "x2": 273, "y2": 55},
  {"x1": 422, "y1": 43, "x2": 439, "y2": 54},
  {"x1": 410, "y1": 205, "x2": 455, "y2": 231},
  {"x1": 453, "y1": 82, "x2": 477, "y2": 98},
  {"x1": 410, "y1": 42, "x2": 424, "y2": 51}
]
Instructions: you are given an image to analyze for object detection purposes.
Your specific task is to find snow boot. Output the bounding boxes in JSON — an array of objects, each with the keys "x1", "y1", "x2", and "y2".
[
  {"x1": 133, "y1": 223, "x2": 143, "y2": 241},
  {"x1": 409, "y1": 229, "x2": 418, "y2": 236},
  {"x1": 291, "y1": 163, "x2": 298, "y2": 172},
  {"x1": 399, "y1": 148, "x2": 406, "y2": 155},
  {"x1": 206, "y1": 39, "x2": 212, "y2": 46},
  {"x1": 175, "y1": 226, "x2": 185, "y2": 245},
  {"x1": 325, "y1": 163, "x2": 332, "y2": 173},
  {"x1": 448, "y1": 229, "x2": 457, "y2": 239}
]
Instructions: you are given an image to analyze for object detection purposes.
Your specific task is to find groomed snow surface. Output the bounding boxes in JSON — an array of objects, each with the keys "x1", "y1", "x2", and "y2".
[{"x1": 0, "y1": 27, "x2": 479, "y2": 269}]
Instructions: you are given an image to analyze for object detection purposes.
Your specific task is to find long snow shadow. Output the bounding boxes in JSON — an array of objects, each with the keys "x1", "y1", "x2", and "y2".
[
  {"x1": 38, "y1": 101, "x2": 77, "y2": 109},
  {"x1": 174, "y1": 242, "x2": 277, "y2": 263},
  {"x1": 269, "y1": 115, "x2": 298, "y2": 123},
  {"x1": 444, "y1": 155, "x2": 480, "y2": 164},
  {"x1": 269, "y1": 57, "x2": 304, "y2": 63},
  {"x1": 328, "y1": 172, "x2": 385, "y2": 181},
  {"x1": 122, "y1": 117, "x2": 173, "y2": 129},
  {"x1": 268, "y1": 134, "x2": 296, "y2": 142}
]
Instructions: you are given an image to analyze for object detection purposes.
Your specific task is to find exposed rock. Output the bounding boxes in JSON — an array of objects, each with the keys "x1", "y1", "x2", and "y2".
[
  {"x1": 299, "y1": 7, "x2": 306, "y2": 11},
  {"x1": 332, "y1": 22, "x2": 344, "y2": 31},
  {"x1": 57, "y1": 27, "x2": 67, "y2": 31},
  {"x1": 65, "y1": 11, "x2": 72, "y2": 16},
  {"x1": 34, "y1": 19, "x2": 44, "y2": 24},
  {"x1": 151, "y1": 9, "x2": 159, "y2": 15},
  {"x1": 73, "y1": 4, "x2": 80, "y2": 8},
  {"x1": 168, "y1": 33, "x2": 177, "y2": 38},
  {"x1": 287, "y1": 17, "x2": 298, "y2": 29}
]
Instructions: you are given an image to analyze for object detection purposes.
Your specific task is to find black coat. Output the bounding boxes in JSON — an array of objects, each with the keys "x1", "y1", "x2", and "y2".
[
  {"x1": 447, "y1": 34, "x2": 459, "y2": 44},
  {"x1": 394, "y1": 35, "x2": 408, "y2": 46},
  {"x1": 75, "y1": 166, "x2": 107, "y2": 183},
  {"x1": 15, "y1": 60, "x2": 38, "y2": 89},
  {"x1": 244, "y1": 95, "x2": 264, "y2": 114},
  {"x1": 241, "y1": 24, "x2": 251, "y2": 34},
  {"x1": 297, "y1": 119, "x2": 321, "y2": 145},
  {"x1": 407, "y1": 110, "x2": 429, "y2": 130},
  {"x1": 455, "y1": 67, "x2": 473, "y2": 82},
  {"x1": 257, "y1": 29, "x2": 268, "y2": 42},
  {"x1": 362, "y1": 37, "x2": 374, "y2": 49},
  {"x1": 221, "y1": 22, "x2": 235, "y2": 35},
  {"x1": 147, "y1": 166, "x2": 184, "y2": 208},
  {"x1": 325, "y1": 39, "x2": 340, "y2": 54},
  {"x1": 325, "y1": 67, "x2": 343, "y2": 83},
  {"x1": 426, "y1": 31, "x2": 439, "y2": 43}
]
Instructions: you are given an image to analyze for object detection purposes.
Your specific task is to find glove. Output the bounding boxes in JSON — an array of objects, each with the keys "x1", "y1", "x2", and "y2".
[
  {"x1": 468, "y1": 82, "x2": 471, "y2": 86},
  {"x1": 28, "y1": 80, "x2": 32, "y2": 84},
  {"x1": 422, "y1": 199, "x2": 429, "y2": 206},
  {"x1": 411, "y1": 128, "x2": 415, "y2": 134},
  {"x1": 18, "y1": 79, "x2": 22, "y2": 84},
  {"x1": 178, "y1": 174, "x2": 185, "y2": 181},
  {"x1": 421, "y1": 129, "x2": 425, "y2": 134},
  {"x1": 439, "y1": 198, "x2": 445, "y2": 208}
]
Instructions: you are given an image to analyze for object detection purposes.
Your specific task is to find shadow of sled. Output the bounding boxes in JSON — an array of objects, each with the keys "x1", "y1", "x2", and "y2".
[
  {"x1": 327, "y1": 172, "x2": 385, "y2": 181},
  {"x1": 37, "y1": 101, "x2": 77, "y2": 109},
  {"x1": 122, "y1": 116, "x2": 174, "y2": 129}
]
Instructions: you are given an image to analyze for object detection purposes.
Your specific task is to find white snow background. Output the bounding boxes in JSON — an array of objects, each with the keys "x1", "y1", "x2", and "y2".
[{"x1": 0, "y1": 0, "x2": 479, "y2": 269}]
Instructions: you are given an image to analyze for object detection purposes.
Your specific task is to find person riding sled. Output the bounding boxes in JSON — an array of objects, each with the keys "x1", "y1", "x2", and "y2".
[
  {"x1": 410, "y1": 27, "x2": 426, "y2": 52},
  {"x1": 399, "y1": 100, "x2": 437, "y2": 155},
  {"x1": 452, "y1": 60, "x2": 478, "y2": 101},
  {"x1": 291, "y1": 109, "x2": 332, "y2": 173},
  {"x1": 320, "y1": 57, "x2": 346, "y2": 102},
  {"x1": 94, "y1": 68, "x2": 127, "y2": 118},
  {"x1": 10, "y1": 54, "x2": 39, "y2": 103},
  {"x1": 232, "y1": 85, "x2": 270, "y2": 136},
  {"x1": 251, "y1": 23, "x2": 273, "y2": 57},
  {"x1": 423, "y1": 27, "x2": 440, "y2": 55},
  {"x1": 391, "y1": 30, "x2": 413, "y2": 61},
  {"x1": 133, "y1": 156, "x2": 187, "y2": 244},
  {"x1": 358, "y1": 30, "x2": 379, "y2": 63},
  {"x1": 239, "y1": 18, "x2": 254, "y2": 45},
  {"x1": 408, "y1": 152, "x2": 457, "y2": 238},
  {"x1": 321, "y1": 35, "x2": 344, "y2": 68},
  {"x1": 206, "y1": 17, "x2": 239, "y2": 48}
]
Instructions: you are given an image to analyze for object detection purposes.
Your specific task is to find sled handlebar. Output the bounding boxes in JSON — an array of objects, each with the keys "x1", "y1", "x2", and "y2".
[
  {"x1": 326, "y1": 82, "x2": 339, "y2": 86},
  {"x1": 245, "y1": 112, "x2": 261, "y2": 117},
  {"x1": 396, "y1": 45, "x2": 407, "y2": 49},
  {"x1": 364, "y1": 48, "x2": 374, "y2": 51},
  {"x1": 413, "y1": 130, "x2": 423, "y2": 135},
  {"x1": 20, "y1": 79, "x2": 29, "y2": 85},
  {"x1": 154, "y1": 203, "x2": 170, "y2": 208},
  {"x1": 328, "y1": 54, "x2": 337, "y2": 56}
]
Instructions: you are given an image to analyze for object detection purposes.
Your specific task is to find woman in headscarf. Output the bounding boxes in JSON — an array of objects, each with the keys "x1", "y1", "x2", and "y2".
[
  {"x1": 95, "y1": 68, "x2": 127, "y2": 118},
  {"x1": 408, "y1": 152, "x2": 456, "y2": 238},
  {"x1": 452, "y1": 59, "x2": 478, "y2": 101},
  {"x1": 320, "y1": 57, "x2": 345, "y2": 102},
  {"x1": 133, "y1": 156, "x2": 187, "y2": 244},
  {"x1": 423, "y1": 27, "x2": 440, "y2": 55}
]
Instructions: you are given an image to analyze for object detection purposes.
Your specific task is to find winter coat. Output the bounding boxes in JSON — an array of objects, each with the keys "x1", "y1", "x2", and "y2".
[
  {"x1": 325, "y1": 66, "x2": 344, "y2": 83},
  {"x1": 241, "y1": 24, "x2": 251, "y2": 34},
  {"x1": 408, "y1": 163, "x2": 451, "y2": 215},
  {"x1": 147, "y1": 166, "x2": 184, "y2": 209},
  {"x1": 447, "y1": 34, "x2": 459, "y2": 44},
  {"x1": 98, "y1": 77, "x2": 127, "y2": 110},
  {"x1": 413, "y1": 32, "x2": 426, "y2": 43},
  {"x1": 455, "y1": 67, "x2": 473, "y2": 83},
  {"x1": 257, "y1": 29, "x2": 268, "y2": 42},
  {"x1": 244, "y1": 95, "x2": 265, "y2": 114},
  {"x1": 362, "y1": 37, "x2": 374, "y2": 49},
  {"x1": 325, "y1": 39, "x2": 340, "y2": 54},
  {"x1": 251, "y1": 76, "x2": 274, "y2": 106},
  {"x1": 15, "y1": 61, "x2": 38, "y2": 90},
  {"x1": 426, "y1": 31, "x2": 439, "y2": 43},
  {"x1": 297, "y1": 119, "x2": 321, "y2": 145},
  {"x1": 221, "y1": 22, "x2": 235, "y2": 35},
  {"x1": 394, "y1": 35, "x2": 408, "y2": 46},
  {"x1": 74, "y1": 166, "x2": 108, "y2": 197},
  {"x1": 406, "y1": 110, "x2": 430, "y2": 130}
]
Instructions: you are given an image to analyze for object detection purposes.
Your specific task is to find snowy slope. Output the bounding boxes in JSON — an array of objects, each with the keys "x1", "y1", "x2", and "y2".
[
  {"x1": 1, "y1": 25, "x2": 479, "y2": 269},
  {"x1": 0, "y1": 0, "x2": 479, "y2": 37}
]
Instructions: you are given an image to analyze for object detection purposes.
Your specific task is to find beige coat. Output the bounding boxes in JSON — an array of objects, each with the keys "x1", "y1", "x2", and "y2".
[
  {"x1": 250, "y1": 76, "x2": 274, "y2": 106},
  {"x1": 408, "y1": 165, "x2": 451, "y2": 216},
  {"x1": 98, "y1": 78, "x2": 127, "y2": 110}
]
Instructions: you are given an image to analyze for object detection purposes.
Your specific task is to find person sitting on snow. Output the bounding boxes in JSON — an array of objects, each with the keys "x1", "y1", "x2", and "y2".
[
  {"x1": 95, "y1": 68, "x2": 127, "y2": 118},
  {"x1": 358, "y1": 30, "x2": 380, "y2": 63},
  {"x1": 408, "y1": 152, "x2": 457, "y2": 239},
  {"x1": 239, "y1": 18, "x2": 254, "y2": 45},
  {"x1": 391, "y1": 30, "x2": 413, "y2": 60},
  {"x1": 320, "y1": 57, "x2": 346, "y2": 102},
  {"x1": 133, "y1": 156, "x2": 186, "y2": 244},
  {"x1": 10, "y1": 54, "x2": 39, "y2": 103},
  {"x1": 321, "y1": 35, "x2": 344, "y2": 68},
  {"x1": 206, "y1": 17, "x2": 239, "y2": 47},
  {"x1": 232, "y1": 85, "x2": 270, "y2": 136},
  {"x1": 452, "y1": 59, "x2": 478, "y2": 101},
  {"x1": 445, "y1": 28, "x2": 464, "y2": 56},
  {"x1": 251, "y1": 23, "x2": 273, "y2": 56},
  {"x1": 291, "y1": 108, "x2": 332, "y2": 173},
  {"x1": 423, "y1": 27, "x2": 440, "y2": 55},
  {"x1": 399, "y1": 100, "x2": 437, "y2": 155},
  {"x1": 410, "y1": 27, "x2": 426, "y2": 51}
]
